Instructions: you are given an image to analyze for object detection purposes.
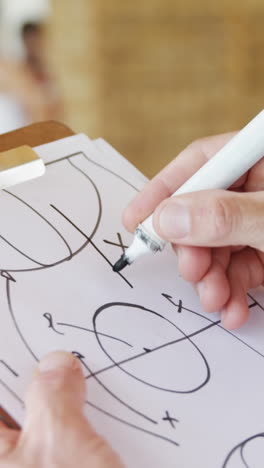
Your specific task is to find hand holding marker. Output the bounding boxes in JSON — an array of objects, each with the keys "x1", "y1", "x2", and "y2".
[{"x1": 117, "y1": 111, "x2": 264, "y2": 329}]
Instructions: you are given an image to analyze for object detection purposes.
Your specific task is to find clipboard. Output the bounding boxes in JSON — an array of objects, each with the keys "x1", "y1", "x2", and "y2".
[{"x1": 0, "y1": 120, "x2": 74, "y2": 429}]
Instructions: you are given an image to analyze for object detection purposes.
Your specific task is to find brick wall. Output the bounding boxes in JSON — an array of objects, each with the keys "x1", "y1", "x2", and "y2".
[{"x1": 50, "y1": 0, "x2": 264, "y2": 177}]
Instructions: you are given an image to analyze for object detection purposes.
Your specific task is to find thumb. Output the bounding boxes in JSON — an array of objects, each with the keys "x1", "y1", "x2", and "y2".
[
  {"x1": 153, "y1": 189, "x2": 264, "y2": 250},
  {"x1": 19, "y1": 351, "x2": 123, "y2": 467},
  {"x1": 20, "y1": 351, "x2": 94, "y2": 454},
  {"x1": 24, "y1": 351, "x2": 86, "y2": 428}
]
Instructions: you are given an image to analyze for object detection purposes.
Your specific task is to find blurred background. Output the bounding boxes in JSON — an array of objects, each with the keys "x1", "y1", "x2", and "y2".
[{"x1": 1, "y1": 0, "x2": 264, "y2": 177}]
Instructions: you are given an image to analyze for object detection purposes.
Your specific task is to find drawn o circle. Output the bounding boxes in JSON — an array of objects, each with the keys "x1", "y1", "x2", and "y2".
[
  {"x1": 222, "y1": 433, "x2": 264, "y2": 467},
  {"x1": 93, "y1": 302, "x2": 211, "y2": 394},
  {"x1": 0, "y1": 161, "x2": 102, "y2": 272}
]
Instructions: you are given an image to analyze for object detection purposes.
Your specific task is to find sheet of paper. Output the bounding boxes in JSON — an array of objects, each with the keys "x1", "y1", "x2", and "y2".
[{"x1": 0, "y1": 134, "x2": 264, "y2": 468}]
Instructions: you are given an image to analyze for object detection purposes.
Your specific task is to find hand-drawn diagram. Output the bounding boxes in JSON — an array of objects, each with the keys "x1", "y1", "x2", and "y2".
[
  {"x1": 0, "y1": 147, "x2": 264, "y2": 467},
  {"x1": 223, "y1": 433, "x2": 264, "y2": 467}
]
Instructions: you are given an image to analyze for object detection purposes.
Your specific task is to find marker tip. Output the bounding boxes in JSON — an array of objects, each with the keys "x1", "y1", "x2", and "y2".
[{"x1": 113, "y1": 254, "x2": 129, "y2": 272}]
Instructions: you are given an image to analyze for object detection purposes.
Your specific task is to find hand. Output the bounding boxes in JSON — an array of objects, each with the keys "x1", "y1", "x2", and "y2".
[
  {"x1": 0, "y1": 352, "x2": 123, "y2": 467},
  {"x1": 123, "y1": 133, "x2": 264, "y2": 330}
]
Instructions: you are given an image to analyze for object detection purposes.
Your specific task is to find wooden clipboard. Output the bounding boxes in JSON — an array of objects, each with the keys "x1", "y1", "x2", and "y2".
[{"x1": 0, "y1": 120, "x2": 74, "y2": 429}]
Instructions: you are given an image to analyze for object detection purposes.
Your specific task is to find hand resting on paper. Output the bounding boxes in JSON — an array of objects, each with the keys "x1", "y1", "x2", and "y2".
[
  {"x1": 123, "y1": 132, "x2": 264, "y2": 330},
  {"x1": 0, "y1": 352, "x2": 123, "y2": 468}
]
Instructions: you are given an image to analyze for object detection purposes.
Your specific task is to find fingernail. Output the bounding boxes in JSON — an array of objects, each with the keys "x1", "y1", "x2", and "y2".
[
  {"x1": 159, "y1": 202, "x2": 190, "y2": 239},
  {"x1": 38, "y1": 351, "x2": 79, "y2": 373}
]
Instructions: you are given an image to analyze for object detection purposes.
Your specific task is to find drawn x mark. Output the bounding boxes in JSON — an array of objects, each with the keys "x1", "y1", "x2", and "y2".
[
  {"x1": 103, "y1": 233, "x2": 128, "y2": 254},
  {"x1": 162, "y1": 411, "x2": 179, "y2": 429}
]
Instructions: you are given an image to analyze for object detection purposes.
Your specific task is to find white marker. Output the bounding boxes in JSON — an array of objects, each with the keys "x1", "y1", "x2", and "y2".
[{"x1": 113, "y1": 110, "x2": 264, "y2": 272}]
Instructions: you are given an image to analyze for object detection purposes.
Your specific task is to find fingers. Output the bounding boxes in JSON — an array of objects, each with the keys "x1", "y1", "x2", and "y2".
[
  {"x1": 173, "y1": 245, "x2": 211, "y2": 282},
  {"x1": 244, "y1": 156, "x2": 264, "y2": 192},
  {"x1": 19, "y1": 351, "x2": 88, "y2": 454},
  {"x1": 123, "y1": 132, "x2": 236, "y2": 232},
  {"x1": 18, "y1": 351, "x2": 124, "y2": 467},
  {"x1": 24, "y1": 351, "x2": 86, "y2": 426},
  {"x1": 153, "y1": 189, "x2": 264, "y2": 251},
  {"x1": 221, "y1": 248, "x2": 264, "y2": 329},
  {"x1": 0, "y1": 421, "x2": 18, "y2": 458},
  {"x1": 195, "y1": 247, "x2": 231, "y2": 313}
]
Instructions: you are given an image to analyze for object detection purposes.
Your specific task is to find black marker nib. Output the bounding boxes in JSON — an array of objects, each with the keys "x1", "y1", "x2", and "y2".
[{"x1": 113, "y1": 254, "x2": 129, "y2": 272}]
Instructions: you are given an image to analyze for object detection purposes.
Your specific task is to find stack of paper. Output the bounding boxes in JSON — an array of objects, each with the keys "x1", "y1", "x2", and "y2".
[{"x1": 0, "y1": 134, "x2": 264, "y2": 467}]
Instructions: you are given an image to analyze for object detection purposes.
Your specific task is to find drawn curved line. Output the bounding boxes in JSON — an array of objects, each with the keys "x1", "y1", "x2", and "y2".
[
  {"x1": 240, "y1": 442, "x2": 250, "y2": 468},
  {"x1": 4, "y1": 150, "x2": 140, "y2": 274},
  {"x1": 222, "y1": 433, "x2": 264, "y2": 467},
  {"x1": 0, "y1": 360, "x2": 18, "y2": 377},
  {"x1": 82, "y1": 153, "x2": 140, "y2": 192},
  {"x1": 4, "y1": 189, "x2": 73, "y2": 262},
  {"x1": 43, "y1": 313, "x2": 65, "y2": 336},
  {"x1": 87, "y1": 321, "x2": 217, "y2": 381},
  {"x1": 164, "y1": 297, "x2": 264, "y2": 361},
  {"x1": 82, "y1": 357, "x2": 157, "y2": 424},
  {"x1": 0, "y1": 234, "x2": 46, "y2": 267},
  {"x1": 92, "y1": 302, "x2": 211, "y2": 394},
  {"x1": 86, "y1": 401, "x2": 179, "y2": 447},
  {"x1": 67, "y1": 158, "x2": 103, "y2": 217},
  {"x1": 240, "y1": 433, "x2": 264, "y2": 468},
  {"x1": 57, "y1": 322, "x2": 133, "y2": 347},
  {"x1": 47, "y1": 151, "x2": 141, "y2": 192},
  {"x1": 6, "y1": 278, "x2": 38, "y2": 362},
  {"x1": 0, "y1": 378, "x2": 23, "y2": 406},
  {"x1": 50, "y1": 205, "x2": 133, "y2": 289},
  {"x1": 3, "y1": 156, "x2": 103, "y2": 273}
]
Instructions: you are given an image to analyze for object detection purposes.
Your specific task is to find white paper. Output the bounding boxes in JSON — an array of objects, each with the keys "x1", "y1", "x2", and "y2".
[{"x1": 0, "y1": 134, "x2": 264, "y2": 468}]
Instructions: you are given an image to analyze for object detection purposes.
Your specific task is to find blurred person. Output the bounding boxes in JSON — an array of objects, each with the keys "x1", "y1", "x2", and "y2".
[{"x1": 0, "y1": 0, "x2": 61, "y2": 133}]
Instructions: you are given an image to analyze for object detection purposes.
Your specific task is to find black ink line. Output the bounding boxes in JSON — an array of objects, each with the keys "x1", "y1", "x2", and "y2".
[
  {"x1": 43, "y1": 313, "x2": 65, "y2": 336},
  {"x1": 67, "y1": 158, "x2": 103, "y2": 227},
  {"x1": 4, "y1": 189, "x2": 73, "y2": 262},
  {"x1": 57, "y1": 322, "x2": 133, "y2": 347},
  {"x1": 162, "y1": 294, "x2": 182, "y2": 313},
  {"x1": 177, "y1": 299, "x2": 182, "y2": 313},
  {"x1": 5, "y1": 157, "x2": 103, "y2": 273},
  {"x1": 46, "y1": 151, "x2": 140, "y2": 192},
  {"x1": 1, "y1": 150, "x2": 138, "y2": 277},
  {"x1": 162, "y1": 411, "x2": 179, "y2": 429},
  {"x1": 0, "y1": 233, "x2": 45, "y2": 267},
  {"x1": 45, "y1": 152, "x2": 81, "y2": 166},
  {"x1": 1, "y1": 271, "x2": 16, "y2": 282},
  {"x1": 103, "y1": 233, "x2": 128, "y2": 253},
  {"x1": 248, "y1": 293, "x2": 264, "y2": 312},
  {"x1": 240, "y1": 442, "x2": 250, "y2": 468},
  {"x1": 89, "y1": 318, "x2": 217, "y2": 386},
  {"x1": 163, "y1": 294, "x2": 264, "y2": 361},
  {"x1": 6, "y1": 278, "x2": 38, "y2": 362},
  {"x1": 0, "y1": 378, "x2": 23, "y2": 406},
  {"x1": 50, "y1": 205, "x2": 133, "y2": 289},
  {"x1": 0, "y1": 361, "x2": 18, "y2": 377},
  {"x1": 222, "y1": 433, "x2": 264, "y2": 467},
  {"x1": 82, "y1": 358, "x2": 157, "y2": 424},
  {"x1": 72, "y1": 351, "x2": 85, "y2": 360},
  {"x1": 82, "y1": 152, "x2": 140, "y2": 192},
  {"x1": 90, "y1": 302, "x2": 213, "y2": 394},
  {"x1": 89, "y1": 316, "x2": 220, "y2": 386},
  {"x1": 86, "y1": 401, "x2": 179, "y2": 447}
]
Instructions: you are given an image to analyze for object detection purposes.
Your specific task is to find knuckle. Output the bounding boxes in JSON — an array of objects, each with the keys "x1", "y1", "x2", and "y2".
[
  {"x1": 187, "y1": 138, "x2": 203, "y2": 152},
  {"x1": 208, "y1": 196, "x2": 236, "y2": 242}
]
